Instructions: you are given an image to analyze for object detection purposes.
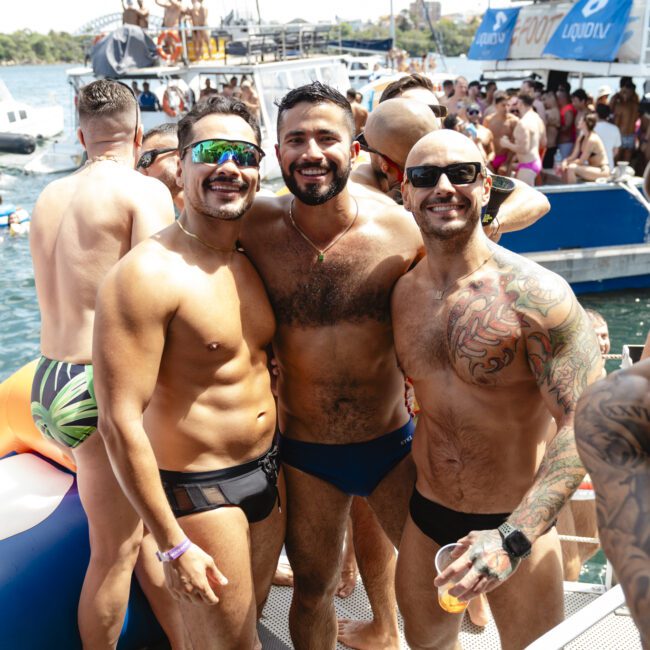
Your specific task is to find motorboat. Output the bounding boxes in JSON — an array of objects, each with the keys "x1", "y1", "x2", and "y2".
[{"x1": 0, "y1": 79, "x2": 64, "y2": 141}]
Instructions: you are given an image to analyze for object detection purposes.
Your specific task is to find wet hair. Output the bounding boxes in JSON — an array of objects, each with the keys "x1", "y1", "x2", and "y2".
[
  {"x1": 571, "y1": 88, "x2": 588, "y2": 103},
  {"x1": 443, "y1": 113, "x2": 460, "y2": 130},
  {"x1": 77, "y1": 79, "x2": 137, "y2": 123},
  {"x1": 379, "y1": 73, "x2": 434, "y2": 102},
  {"x1": 143, "y1": 122, "x2": 178, "y2": 144},
  {"x1": 582, "y1": 112, "x2": 597, "y2": 131},
  {"x1": 177, "y1": 95, "x2": 261, "y2": 151},
  {"x1": 595, "y1": 103, "x2": 611, "y2": 120},
  {"x1": 494, "y1": 90, "x2": 508, "y2": 104},
  {"x1": 517, "y1": 92, "x2": 534, "y2": 107},
  {"x1": 346, "y1": 88, "x2": 357, "y2": 101},
  {"x1": 275, "y1": 81, "x2": 354, "y2": 137}
]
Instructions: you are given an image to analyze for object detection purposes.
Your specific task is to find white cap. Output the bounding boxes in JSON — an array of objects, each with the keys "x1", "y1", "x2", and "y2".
[{"x1": 596, "y1": 84, "x2": 612, "y2": 99}]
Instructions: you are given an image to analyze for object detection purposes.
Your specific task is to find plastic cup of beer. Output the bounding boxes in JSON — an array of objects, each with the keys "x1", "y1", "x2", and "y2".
[{"x1": 434, "y1": 543, "x2": 468, "y2": 614}]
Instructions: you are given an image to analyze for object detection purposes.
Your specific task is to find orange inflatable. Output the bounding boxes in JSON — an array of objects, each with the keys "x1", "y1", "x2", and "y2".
[{"x1": 0, "y1": 360, "x2": 76, "y2": 472}]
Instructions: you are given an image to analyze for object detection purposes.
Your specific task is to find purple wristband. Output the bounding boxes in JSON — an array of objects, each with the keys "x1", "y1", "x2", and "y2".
[{"x1": 156, "y1": 537, "x2": 192, "y2": 562}]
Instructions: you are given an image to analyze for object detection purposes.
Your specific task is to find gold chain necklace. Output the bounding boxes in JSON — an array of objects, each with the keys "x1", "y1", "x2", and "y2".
[
  {"x1": 288, "y1": 197, "x2": 359, "y2": 263},
  {"x1": 431, "y1": 251, "x2": 494, "y2": 300},
  {"x1": 176, "y1": 220, "x2": 237, "y2": 254}
]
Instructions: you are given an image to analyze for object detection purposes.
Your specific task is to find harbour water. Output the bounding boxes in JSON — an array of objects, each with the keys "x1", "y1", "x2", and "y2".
[{"x1": 2, "y1": 63, "x2": 650, "y2": 382}]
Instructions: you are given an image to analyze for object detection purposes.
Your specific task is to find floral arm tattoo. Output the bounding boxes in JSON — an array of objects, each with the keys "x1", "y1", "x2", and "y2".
[
  {"x1": 575, "y1": 372, "x2": 650, "y2": 647},
  {"x1": 508, "y1": 297, "x2": 602, "y2": 540}
]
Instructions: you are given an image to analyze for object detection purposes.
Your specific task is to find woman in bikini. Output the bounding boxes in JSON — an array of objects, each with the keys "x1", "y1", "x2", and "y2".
[{"x1": 561, "y1": 112, "x2": 610, "y2": 183}]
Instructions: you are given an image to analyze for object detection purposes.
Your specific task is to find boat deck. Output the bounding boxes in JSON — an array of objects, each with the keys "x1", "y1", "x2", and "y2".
[{"x1": 258, "y1": 568, "x2": 642, "y2": 649}]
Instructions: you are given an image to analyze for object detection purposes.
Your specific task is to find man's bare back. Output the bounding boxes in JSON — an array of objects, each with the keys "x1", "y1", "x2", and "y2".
[
  {"x1": 485, "y1": 112, "x2": 518, "y2": 157},
  {"x1": 31, "y1": 160, "x2": 173, "y2": 364}
]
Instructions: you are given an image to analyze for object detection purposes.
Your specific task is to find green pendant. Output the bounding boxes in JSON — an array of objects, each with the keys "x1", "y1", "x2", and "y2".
[{"x1": 317, "y1": 253, "x2": 325, "y2": 262}]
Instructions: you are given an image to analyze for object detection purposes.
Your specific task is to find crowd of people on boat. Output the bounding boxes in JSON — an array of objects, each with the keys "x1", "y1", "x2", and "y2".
[
  {"x1": 23, "y1": 72, "x2": 650, "y2": 650},
  {"x1": 433, "y1": 74, "x2": 650, "y2": 188}
]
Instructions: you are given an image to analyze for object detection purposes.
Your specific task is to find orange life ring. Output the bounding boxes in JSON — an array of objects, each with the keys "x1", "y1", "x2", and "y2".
[
  {"x1": 162, "y1": 87, "x2": 186, "y2": 118},
  {"x1": 92, "y1": 33, "x2": 107, "y2": 46},
  {"x1": 157, "y1": 31, "x2": 182, "y2": 62}
]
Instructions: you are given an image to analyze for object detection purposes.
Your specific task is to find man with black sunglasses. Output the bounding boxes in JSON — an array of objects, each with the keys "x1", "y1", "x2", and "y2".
[
  {"x1": 137, "y1": 123, "x2": 184, "y2": 212},
  {"x1": 29, "y1": 79, "x2": 179, "y2": 649},
  {"x1": 392, "y1": 128, "x2": 601, "y2": 649},
  {"x1": 93, "y1": 96, "x2": 284, "y2": 650},
  {"x1": 351, "y1": 97, "x2": 550, "y2": 236}
]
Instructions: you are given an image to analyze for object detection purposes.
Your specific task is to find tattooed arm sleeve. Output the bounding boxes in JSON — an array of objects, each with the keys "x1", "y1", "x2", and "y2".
[
  {"x1": 508, "y1": 296, "x2": 602, "y2": 541},
  {"x1": 575, "y1": 368, "x2": 650, "y2": 647}
]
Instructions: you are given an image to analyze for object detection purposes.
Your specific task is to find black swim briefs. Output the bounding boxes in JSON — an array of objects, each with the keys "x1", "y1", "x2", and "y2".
[{"x1": 160, "y1": 445, "x2": 279, "y2": 523}]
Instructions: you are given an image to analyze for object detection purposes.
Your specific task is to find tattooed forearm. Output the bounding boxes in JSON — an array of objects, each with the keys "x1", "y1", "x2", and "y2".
[
  {"x1": 575, "y1": 374, "x2": 650, "y2": 645},
  {"x1": 509, "y1": 423, "x2": 586, "y2": 538}
]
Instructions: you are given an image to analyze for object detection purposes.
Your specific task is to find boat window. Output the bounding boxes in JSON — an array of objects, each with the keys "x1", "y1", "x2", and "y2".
[
  {"x1": 259, "y1": 71, "x2": 290, "y2": 132},
  {"x1": 7, "y1": 112, "x2": 16, "y2": 123},
  {"x1": 19, "y1": 110, "x2": 27, "y2": 120},
  {"x1": 289, "y1": 69, "x2": 317, "y2": 90}
]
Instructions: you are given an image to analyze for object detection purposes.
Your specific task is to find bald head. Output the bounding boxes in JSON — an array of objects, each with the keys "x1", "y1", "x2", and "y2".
[
  {"x1": 406, "y1": 129, "x2": 484, "y2": 170},
  {"x1": 365, "y1": 98, "x2": 440, "y2": 168}
]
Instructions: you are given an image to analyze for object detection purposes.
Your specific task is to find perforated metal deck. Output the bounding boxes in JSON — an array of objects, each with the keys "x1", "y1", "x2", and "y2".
[{"x1": 257, "y1": 581, "x2": 642, "y2": 649}]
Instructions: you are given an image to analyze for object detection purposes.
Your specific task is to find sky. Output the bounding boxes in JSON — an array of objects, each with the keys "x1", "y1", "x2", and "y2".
[{"x1": 2, "y1": 0, "x2": 490, "y2": 34}]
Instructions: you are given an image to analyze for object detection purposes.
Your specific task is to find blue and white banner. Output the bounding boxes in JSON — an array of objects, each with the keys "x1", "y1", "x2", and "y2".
[
  {"x1": 468, "y1": 8, "x2": 520, "y2": 60},
  {"x1": 542, "y1": 0, "x2": 633, "y2": 62}
]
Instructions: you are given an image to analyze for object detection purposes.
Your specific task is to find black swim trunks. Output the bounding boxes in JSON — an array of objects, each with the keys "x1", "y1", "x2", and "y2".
[
  {"x1": 160, "y1": 445, "x2": 279, "y2": 523},
  {"x1": 410, "y1": 488, "x2": 510, "y2": 547}
]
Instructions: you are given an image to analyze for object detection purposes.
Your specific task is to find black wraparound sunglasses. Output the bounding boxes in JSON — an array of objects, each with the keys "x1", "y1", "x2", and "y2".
[
  {"x1": 137, "y1": 147, "x2": 177, "y2": 169},
  {"x1": 406, "y1": 162, "x2": 485, "y2": 188}
]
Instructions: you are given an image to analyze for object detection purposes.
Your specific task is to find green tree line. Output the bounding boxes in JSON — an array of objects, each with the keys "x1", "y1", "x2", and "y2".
[
  {"x1": 0, "y1": 31, "x2": 89, "y2": 64},
  {"x1": 341, "y1": 15, "x2": 481, "y2": 58}
]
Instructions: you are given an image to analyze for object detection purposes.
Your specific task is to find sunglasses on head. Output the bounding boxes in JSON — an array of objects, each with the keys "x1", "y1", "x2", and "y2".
[
  {"x1": 182, "y1": 138, "x2": 265, "y2": 167},
  {"x1": 354, "y1": 133, "x2": 404, "y2": 182},
  {"x1": 136, "y1": 147, "x2": 177, "y2": 169},
  {"x1": 406, "y1": 163, "x2": 484, "y2": 188},
  {"x1": 429, "y1": 104, "x2": 448, "y2": 118}
]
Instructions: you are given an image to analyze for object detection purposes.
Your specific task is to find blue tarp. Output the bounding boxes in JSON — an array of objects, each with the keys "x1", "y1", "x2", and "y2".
[
  {"x1": 468, "y1": 8, "x2": 520, "y2": 60},
  {"x1": 542, "y1": 0, "x2": 633, "y2": 62}
]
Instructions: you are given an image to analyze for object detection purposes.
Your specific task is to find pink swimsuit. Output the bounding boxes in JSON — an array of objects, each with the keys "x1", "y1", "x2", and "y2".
[{"x1": 516, "y1": 157, "x2": 542, "y2": 175}]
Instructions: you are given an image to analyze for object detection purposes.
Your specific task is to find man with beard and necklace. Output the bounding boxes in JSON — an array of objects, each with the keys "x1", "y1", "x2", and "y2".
[
  {"x1": 137, "y1": 123, "x2": 184, "y2": 213},
  {"x1": 93, "y1": 96, "x2": 285, "y2": 650},
  {"x1": 391, "y1": 129, "x2": 602, "y2": 649},
  {"x1": 238, "y1": 82, "x2": 421, "y2": 650}
]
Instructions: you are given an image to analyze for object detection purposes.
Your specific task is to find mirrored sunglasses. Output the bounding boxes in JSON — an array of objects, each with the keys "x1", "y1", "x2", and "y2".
[
  {"x1": 406, "y1": 163, "x2": 484, "y2": 188},
  {"x1": 136, "y1": 147, "x2": 177, "y2": 169},
  {"x1": 183, "y1": 138, "x2": 265, "y2": 167}
]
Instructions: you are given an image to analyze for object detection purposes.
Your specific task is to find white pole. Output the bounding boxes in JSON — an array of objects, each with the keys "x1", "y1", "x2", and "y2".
[{"x1": 390, "y1": 0, "x2": 396, "y2": 48}]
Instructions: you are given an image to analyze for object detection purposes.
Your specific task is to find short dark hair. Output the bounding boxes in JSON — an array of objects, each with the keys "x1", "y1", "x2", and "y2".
[
  {"x1": 77, "y1": 79, "x2": 137, "y2": 123},
  {"x1": 468, "y1": 80, "x2": 481, "y2": 89},
  {"x1": 533, "y1": 81, "x2": 545, "y2": 93},
  {"x1": 443, "y1": 112, "x2": 460, "y2": 130},
  {"x1": 442, "y1": 79, "x2": 454, "y2": 88},
  {"x1": 143, "y1": 122, "x2": 178, "y2": 144},
  {"x1": 379, "y1": 73, "x2": 434, "y2": 102},
  {"x1": 486, "y1": 81, "x2": 497, "y2": 90},
  {"x1": 177, "y1": 95, "x2": 261, "y2": 152},
  {"x1": 517, "y1": 92, "x2": 534, "y2": 106},
  {"x1": 346, "y1": 88, "x2": 357, "y2": 101},
  {"x1": 571, "y1": 88, "x2": 588, "y2": 102},
  {"x1": 595, "y1": 103, "x2": 611, "y2": 120},
  {"x1": 494, "y1": 90, "x2": 508, "y2": 104},
  {"x1": 276, "y1": 81, "x2": 354, "y2": 137}
]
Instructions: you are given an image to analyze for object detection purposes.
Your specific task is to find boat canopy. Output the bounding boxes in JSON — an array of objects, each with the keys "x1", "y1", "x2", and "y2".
[
  {"x1": 91, "y1": 25, "x2": 158, "y2": 76},
  {"x1": 470, "y1": 0, "x2": 650, "y2": 77}
]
